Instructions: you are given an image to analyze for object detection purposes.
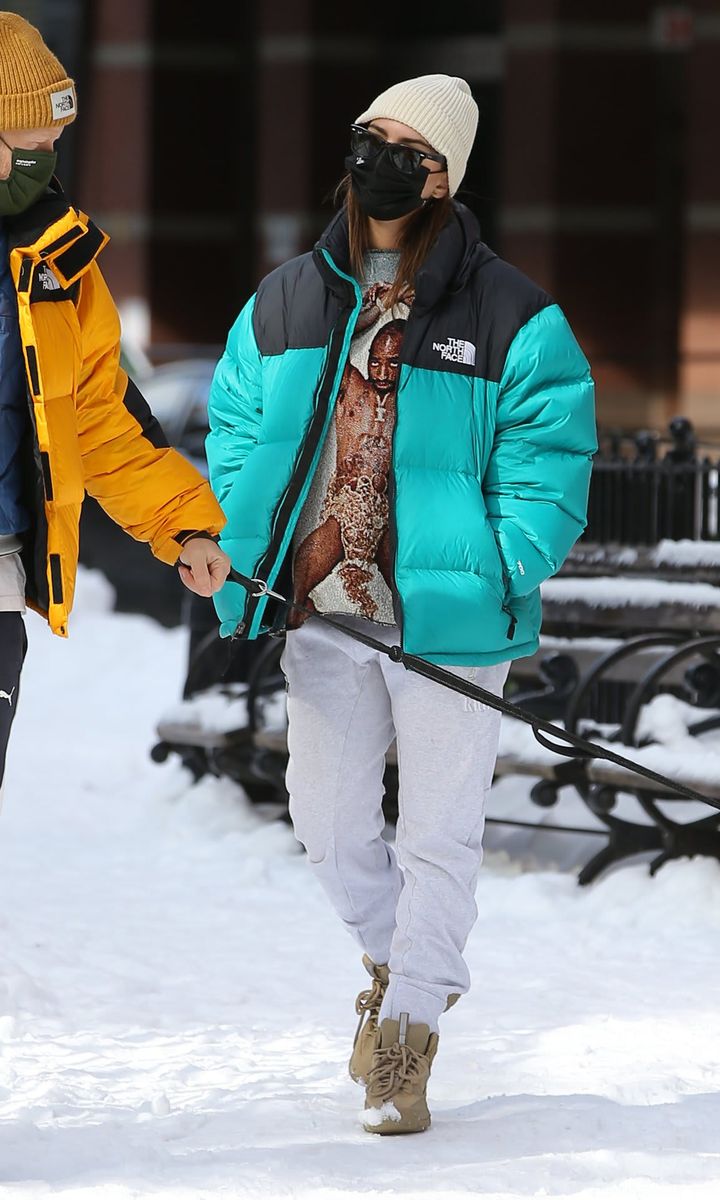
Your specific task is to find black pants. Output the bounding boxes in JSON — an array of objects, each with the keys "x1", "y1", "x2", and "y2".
[{"x1": 0, "y1": 612, "x2": 27, "y2": 789}]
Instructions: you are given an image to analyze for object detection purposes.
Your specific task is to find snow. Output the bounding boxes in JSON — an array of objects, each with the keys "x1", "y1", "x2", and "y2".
[
  {"x1": 564, "y1": 539, "x2": 720, "y2": 571},
  {"x1": 542, "y1": 575, "x2": 720, "y2": 609},
  {"x1": 160, "y1": 684, "x2": 288, "y2": 738},
  {"x1": 159, "y1": 686, "x2": 249, "y2": 734},
  {"x1": 1, "y1": 568, "x2": 720, "y2": 1198},
  {"x1": 361, "y1": 1101, "x2": 402, "y2": 1126},
  {"x1": 653, "y1": 539, "x2": 720, "y2": 568},
  {"x1": 635, "y1": 693, "x2": 720, "y2": 746}
]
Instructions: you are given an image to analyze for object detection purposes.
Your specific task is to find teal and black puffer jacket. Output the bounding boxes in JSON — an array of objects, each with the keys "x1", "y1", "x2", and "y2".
[{"x1": 207, "y1": 201, "x2": 597, "y2": 666}]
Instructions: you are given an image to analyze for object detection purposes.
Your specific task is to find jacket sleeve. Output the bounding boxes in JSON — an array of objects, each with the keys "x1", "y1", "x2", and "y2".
[
  {"x1": 205, "y1": 295, "x2": 263, "y2": 507},
  {"x1": 74, "y1": 264, "x2": 225, "y2": 565},
  {"x1": 483, "y1": 302, "x2": 597, "y2": 598}
]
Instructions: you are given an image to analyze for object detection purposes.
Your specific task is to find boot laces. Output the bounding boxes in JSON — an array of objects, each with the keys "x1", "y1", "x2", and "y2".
[
  {"x1": 352, "y1": 977, "x2": 385, "y2": 1049},
  {"x1": 355, "y1": 977, "x2": 384, "y2": 1019},
  {"x1": 366, "y1": 1041, "x2": 425, "y2": 1104}
]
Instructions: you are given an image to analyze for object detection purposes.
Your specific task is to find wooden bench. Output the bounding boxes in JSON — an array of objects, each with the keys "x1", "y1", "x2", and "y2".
[{"x1": 494, "y1": 546, "x2": 720, "y2": 880}]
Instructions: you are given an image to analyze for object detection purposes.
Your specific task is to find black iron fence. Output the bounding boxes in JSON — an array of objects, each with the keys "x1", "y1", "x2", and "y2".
[{"x1": 585, "y1": 417, "x2": 720, "y2": 544}]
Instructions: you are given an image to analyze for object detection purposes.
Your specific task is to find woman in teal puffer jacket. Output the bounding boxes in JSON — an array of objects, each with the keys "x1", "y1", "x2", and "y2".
[{"x1": 207, "y1": 74, "x2": 596, "y2": 1136}]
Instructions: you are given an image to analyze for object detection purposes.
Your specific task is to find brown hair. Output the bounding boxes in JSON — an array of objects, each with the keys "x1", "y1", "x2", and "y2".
[{"x1": 333, "y1": 175, "x2": 453, "y2": 309}]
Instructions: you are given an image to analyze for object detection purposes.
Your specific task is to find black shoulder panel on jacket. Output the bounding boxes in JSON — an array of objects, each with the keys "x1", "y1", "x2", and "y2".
[
  {"x1": 478, "y1": 258, "x2": 554, "y2": 381},
  {"x1": 402, "y1": 255, "x2": 554, "y2": 384},
  {"x1": 29, "y1": 261, "x2": 79, "y2": 304},
  {"x1": 51, "y1": 220, "x2": 106, "y2": 283},
  {"x1": 252, "y1": 252, "x2": 342, "y2": 357},
  {"x1": 123, "y1": 377, "x2": 170, "y2": 450}
]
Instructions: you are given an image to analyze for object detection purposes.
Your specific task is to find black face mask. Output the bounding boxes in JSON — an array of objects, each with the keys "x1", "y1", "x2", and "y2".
[{"x1": 345, "y1": 147, "x2": 429, "y2": 221}]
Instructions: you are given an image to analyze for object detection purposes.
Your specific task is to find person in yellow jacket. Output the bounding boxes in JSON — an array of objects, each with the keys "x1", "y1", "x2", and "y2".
[{"x1": 0, "y1": 13, "x2": 230, "y2": 787}]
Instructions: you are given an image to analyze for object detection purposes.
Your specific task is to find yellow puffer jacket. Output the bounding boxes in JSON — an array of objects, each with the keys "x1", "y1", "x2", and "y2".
[{"x1": 5, "y1": 185, "x2": 225, "y2": 636}]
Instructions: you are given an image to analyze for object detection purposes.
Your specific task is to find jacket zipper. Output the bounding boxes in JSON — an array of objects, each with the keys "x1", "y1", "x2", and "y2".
[
  {"x1": 24, "y1": 388, "x2": 50, "y2": 615},
  {"x1": 389, "y1": 312, "x2": 425, "y2": 647},
  {"x1": 499, "y1": 564, "x2": 517, "y2": 640},
  {"x1": 17, "y1": 260, "x2": 50, "y2": 615},
  {"x1": 386, "y1": 452, "x2": 403, "y2": 644},
  {"x1": 239, "y1": 257, "x2": 359, "y2": 636}
]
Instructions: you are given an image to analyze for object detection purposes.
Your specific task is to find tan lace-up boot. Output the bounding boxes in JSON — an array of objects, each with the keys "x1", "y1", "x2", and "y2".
[
  {"x1": 349, "y1": 956, "x2": 460, "y2": 1085},
  {"x1": 348, "y1": 954, "x2": 389, "y2": 1084},
  {"x1": 362, "y1": 1013, "x2": 438, "y2": 1135}
]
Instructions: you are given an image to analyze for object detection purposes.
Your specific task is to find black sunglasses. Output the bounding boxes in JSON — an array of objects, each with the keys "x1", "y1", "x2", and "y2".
[{"x1": 349, "y1": 124, "x2": 447, "y2": 176}]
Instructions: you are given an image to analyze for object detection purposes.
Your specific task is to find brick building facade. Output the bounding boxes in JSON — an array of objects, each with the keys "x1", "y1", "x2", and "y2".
[{"x1": 11, "y1": 0, "x2": 720, "y2": 436}]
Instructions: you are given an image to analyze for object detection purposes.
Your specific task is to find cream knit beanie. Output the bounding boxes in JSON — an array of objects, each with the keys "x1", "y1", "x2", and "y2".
[
  {"x1": 0, "y1": 12, "x2": 77, "y2": 130},
  {"x1": 356, "y1": 74, "x2": 478, "y2": 197}
]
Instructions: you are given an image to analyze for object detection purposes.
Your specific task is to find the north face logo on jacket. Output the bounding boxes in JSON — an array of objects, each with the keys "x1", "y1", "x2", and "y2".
[
  {"x1": 432, "y1": 337, "x2": 476, "y2": 365},
  {"x1": 37, "y1": 264, "x2": 61, "y2": 291}
]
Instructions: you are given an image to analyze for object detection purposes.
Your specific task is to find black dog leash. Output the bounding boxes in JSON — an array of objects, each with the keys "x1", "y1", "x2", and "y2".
[{"x1": 226, "y1": 567, "x2": 720, "y2": 813}]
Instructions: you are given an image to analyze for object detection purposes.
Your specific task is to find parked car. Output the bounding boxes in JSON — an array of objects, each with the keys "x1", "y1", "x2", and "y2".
[{"x1": 138, "y1": 358, "x2": 216, "y2": 476}]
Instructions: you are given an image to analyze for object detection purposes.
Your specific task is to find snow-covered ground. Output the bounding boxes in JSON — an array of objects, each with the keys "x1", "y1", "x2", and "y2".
[{"x1": 1, "y1": 569, "x2": 720, "y2": 1199}]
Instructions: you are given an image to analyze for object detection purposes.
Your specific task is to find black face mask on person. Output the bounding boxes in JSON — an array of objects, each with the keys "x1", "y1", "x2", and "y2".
[
  {"x1": 344, "y1": 147, "x2": 430, "y2": 222},
  {"x1": 0, "y1": 138, "x2": 57, "y2": 216}
]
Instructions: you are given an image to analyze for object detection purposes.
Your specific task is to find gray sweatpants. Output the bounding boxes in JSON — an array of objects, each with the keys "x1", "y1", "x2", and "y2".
[{"x1": 281, "y1": 616, "x2": 509, "y2": 1032}]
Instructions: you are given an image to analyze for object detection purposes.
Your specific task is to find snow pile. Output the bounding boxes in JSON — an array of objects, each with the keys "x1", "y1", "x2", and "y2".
[
  {"x1": 159, "y1": 685, "x2": 249, "y2": 734},
  {"x1": 636, "y1": 693, "x2": 719, "y2": 747},
  {"x1": 542, "y1": 574, "x2": 720, "y2": 610},
  {"x1": 653, "y1": 538, "x2": 720, "y2": 568},
  {"x1": 158, "y1": 681, "x2": 286, "y2": 737},
  {"x1": 361, "y1": 1100, "x2": 402, "y2": 1126}
]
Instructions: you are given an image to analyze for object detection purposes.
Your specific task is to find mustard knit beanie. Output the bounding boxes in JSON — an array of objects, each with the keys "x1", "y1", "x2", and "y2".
[
  {"x1": 356, "y1": 74, "x2": 478, "y2": 197},
  {"x1": 0, "y1": 11, "x2": 76, "y2": 131}
]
